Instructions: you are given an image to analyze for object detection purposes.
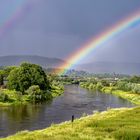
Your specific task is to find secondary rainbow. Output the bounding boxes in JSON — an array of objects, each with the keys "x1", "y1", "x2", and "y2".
[
  {"x1": 58, "y1": 10, "x2": 140, "y2": 75},
  {"x1": 0, "y1": 0, "x2": 32, "y2": 38}
]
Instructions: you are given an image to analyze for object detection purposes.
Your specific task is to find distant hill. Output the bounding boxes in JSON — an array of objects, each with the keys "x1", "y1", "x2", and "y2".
[
  {"x1": 46, "y1": 68, "x2": 89, "y2": 76},
  {"x1": 0, "y1": 56, "x2": 140, "y2": 75},
  {"x1": 74, "y1": 61, "x2": 140, "y2": 75},
  {"x1": 0, "y1": 55, "x2": 65, "y2": 68}
]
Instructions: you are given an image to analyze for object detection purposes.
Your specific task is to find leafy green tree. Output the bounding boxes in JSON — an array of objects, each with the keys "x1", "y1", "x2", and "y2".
[
  {"x1": 7, "y1": 63, "x2": 50, "y2": 92},
  {"x1": 96, "y1": 82, "x2": 103, "y2": 90},
  {"x1": 0, "y1": 91, "x2": 9, "y2": 102},
  {"x1": 4, "y1": 66, "x2": 17, "y2": 79},
  {"x1": 100, "y1": 80, "x2": 110, "y2": 87},
  {"x1": 26, "y1": 85, "x2": 42, "y2": 101},
  {"x1": 130, "y1": 76, "x2": 140, "y2": 83},
  {"x1": 26, "y1": 85, "x2": 52, "y2": 101},
  {"x1": 132, "y1": 84, "x2": 140, "y2": 94},
  {"x1": 0, "y1": 70, "x2": 4, "y2": 86},
  {"x1": 117, "y1": 81, "x2": 127, "y2": 91}
]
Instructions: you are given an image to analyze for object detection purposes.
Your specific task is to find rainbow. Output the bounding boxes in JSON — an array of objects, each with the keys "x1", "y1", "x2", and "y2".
[
  {"x1": 58, "y1": 10, "x2": 140, "y2": 75},
  {"x1": 0, "y1": 0, "x2": 32, "y2": 38}
]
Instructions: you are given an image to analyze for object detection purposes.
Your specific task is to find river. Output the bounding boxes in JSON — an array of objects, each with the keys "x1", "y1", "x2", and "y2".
[{"x1": 0, "y1": 85, "x2": 134, "y2": 137}]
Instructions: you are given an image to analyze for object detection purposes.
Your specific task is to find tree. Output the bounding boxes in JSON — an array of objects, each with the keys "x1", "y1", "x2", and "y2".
[
  {"x1": 0, "y1": 70, "x2": 4, "y2": 86},
  {"x1": 0, "y1": 91, "x2": 9, "y2": 102},
  {"x1": 26, "y1": 85, "x2": 52, "y2": 101},
  {"x1": 100, "y1": 80, "x2": 110, "y2": 87},
  {"x1": 96, "y1": 82, "x2": 103, "y2": 90},
  {"x1": 4, "y1": 66, "x2": 17, "y2": 79},
  {"x1": 130, "y1": 76, "x2": 140, "y2": 83},
  {"x1": 7, "y1": 63, "x2": 50, "y2": 92},
  {"x1": 26, "y1": 85, "x2": 42, "y2": 101}
]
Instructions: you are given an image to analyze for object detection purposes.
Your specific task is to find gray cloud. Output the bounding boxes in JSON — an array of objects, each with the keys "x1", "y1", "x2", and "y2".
[
  {"x1": 85, "y1": 25, "x2": 140, "y2": 63},
  {"x1": 0, "y1": 0, "x2": 140, "y2": 63}
]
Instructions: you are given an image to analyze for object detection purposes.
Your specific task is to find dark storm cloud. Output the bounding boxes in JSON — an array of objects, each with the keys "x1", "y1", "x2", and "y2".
[{"x1": 0, "y1": 0, "x2": 140, "y2": 63}]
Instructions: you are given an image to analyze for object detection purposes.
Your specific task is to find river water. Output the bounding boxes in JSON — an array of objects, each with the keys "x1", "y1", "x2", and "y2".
[{"x1": 0, "y1": 85, "x2": 134, "y2": 137}]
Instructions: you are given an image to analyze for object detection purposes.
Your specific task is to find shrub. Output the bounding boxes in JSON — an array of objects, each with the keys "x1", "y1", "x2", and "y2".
[
  {"x1": 0, "y1": 91, "x2": 9, "y2": 102},
  {"x1": 26, "y1": 85, "x2": 52, "y2": 101},
  {"x1": 132, "y1": 84, "x2": 140, "y2": 94},
  {"x1": 100, "y1": 80, "x2": 110, "y2": 87},
  {"x1": 96, "y1": 82, "x2": 103, "y2": 90}
]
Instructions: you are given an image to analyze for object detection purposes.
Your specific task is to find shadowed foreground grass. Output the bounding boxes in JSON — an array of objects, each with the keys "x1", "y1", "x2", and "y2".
[{"x1": 1, "y1": 107, "x2": 140, "y2": 140}]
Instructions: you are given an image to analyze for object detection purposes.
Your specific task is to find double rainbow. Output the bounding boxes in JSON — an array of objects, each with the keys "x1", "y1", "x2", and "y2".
[
  {"x1": 0, "y1": 2, "x2": 140, "y2": 75},
  {"x1": 58, "y1": 10, "x2": 140, "y2": 75}
]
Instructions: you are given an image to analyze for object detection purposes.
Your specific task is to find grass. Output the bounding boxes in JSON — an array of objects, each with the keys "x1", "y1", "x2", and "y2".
[
  {"x1": 0, "y1": 102, "x2": 11, "y2": 106},
  {"x1": 102, "y1": 87, "x2": 140, "y2": 105},
  {"x1": 0, "y1": 89, "x2": 28, "y2": 106},
  {"x1": 0, "y1": 107, "x2": 140, "y2": 140},
  {"x1": 0, "y1": 87, "x2": 63, "y2": 106}
]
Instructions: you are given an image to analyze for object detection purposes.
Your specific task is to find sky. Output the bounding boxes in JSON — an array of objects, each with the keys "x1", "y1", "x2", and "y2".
[{"x1": 0, "y1": 0, "x2": 140, "y2": 63}]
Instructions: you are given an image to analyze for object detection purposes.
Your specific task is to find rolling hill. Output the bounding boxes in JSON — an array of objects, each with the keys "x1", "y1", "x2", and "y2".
[
  {"x1": 0, "y1": 55, "x2": 65, "y2": 68},
  {"x1": 0, "y1": 55, "x2": 140, "y2": 74}
]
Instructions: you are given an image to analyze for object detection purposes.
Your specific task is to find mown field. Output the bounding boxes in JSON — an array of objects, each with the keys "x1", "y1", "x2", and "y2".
[{"x1": 1, "y1": 107, "x2": 140, "y2": 140}]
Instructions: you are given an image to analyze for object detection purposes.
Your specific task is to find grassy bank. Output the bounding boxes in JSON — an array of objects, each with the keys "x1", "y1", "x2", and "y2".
[
  {"x1": 0, "y1": 102, "x2": 12, "y2": 106},
  {"x1": 0, "y1": 89, "x2": 28, "y2": 106},
  {"x1": 102, "y1": 87, "x2": 140, "y2": 105},
  {"x1": 0, "y1": 107, "x2": 140, "y2": 140},
  {"x1": 80, "y1": 82, "x2": 140, "y2": 105},
  {"x1": 0, "y1": 87, "x2": 63, "y2": 107}
]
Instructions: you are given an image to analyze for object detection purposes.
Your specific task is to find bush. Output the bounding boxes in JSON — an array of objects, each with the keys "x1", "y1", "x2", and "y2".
[
  {"x1": 117, "y1": 81, "x2": 127, "y2": 91},
  {"x1": 96, "y1": 82, "x2": 103, "y2": 90},
  {"x1": 100, "y1": 80, "x2": 110, "y2": 87},
  {"x1": 132, "y1": 84, "x2": 140, "y2": 94},
  {"x1": 0, "y1": 91, "x2": 9, "y2": 102},
  {"x1": 26, "y1": 85, "x2": 52, "y2": 101},
  {"x1": 117, "y1": 80, "x2": 140, "y2": 94}
]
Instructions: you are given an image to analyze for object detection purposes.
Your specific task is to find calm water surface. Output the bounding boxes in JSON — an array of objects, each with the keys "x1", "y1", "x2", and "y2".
[{"x1": 0, "y1": 85, "x2": 135, "y2": 137}]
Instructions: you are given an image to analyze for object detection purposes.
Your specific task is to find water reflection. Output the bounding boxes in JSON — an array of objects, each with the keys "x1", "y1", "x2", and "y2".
[{"x1": 0, "y1": 85, "x2": 135, "y2": 137}]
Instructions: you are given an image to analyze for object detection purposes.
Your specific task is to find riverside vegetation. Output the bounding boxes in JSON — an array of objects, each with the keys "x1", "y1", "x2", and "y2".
[
  {"x1": 0, "y1": 62, "x2": 64, "y2": 106},
  {"x1": 0, "y1": 72, "x2": 140, "y2": 140},
  {"x1": 80, "y1": 75, "x2": 140, "y2": 105}
]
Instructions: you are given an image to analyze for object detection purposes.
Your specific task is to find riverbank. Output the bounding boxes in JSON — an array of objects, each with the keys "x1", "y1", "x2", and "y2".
[
  {"x1": 1, "y1": 106, "x2": 140, "y2": 140},
  {"x1": 102, "y1": 87, "x2": 140, "y2": 105},
  {"x1": 0, "y1": 87, "x2": 63, "y2": 107},
  {"x1": 80, "y1": 82, "x2": 140, "y2": 105},
  {"x1": 0, "y1": 89, "x2": 28, "y2": 107}
]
